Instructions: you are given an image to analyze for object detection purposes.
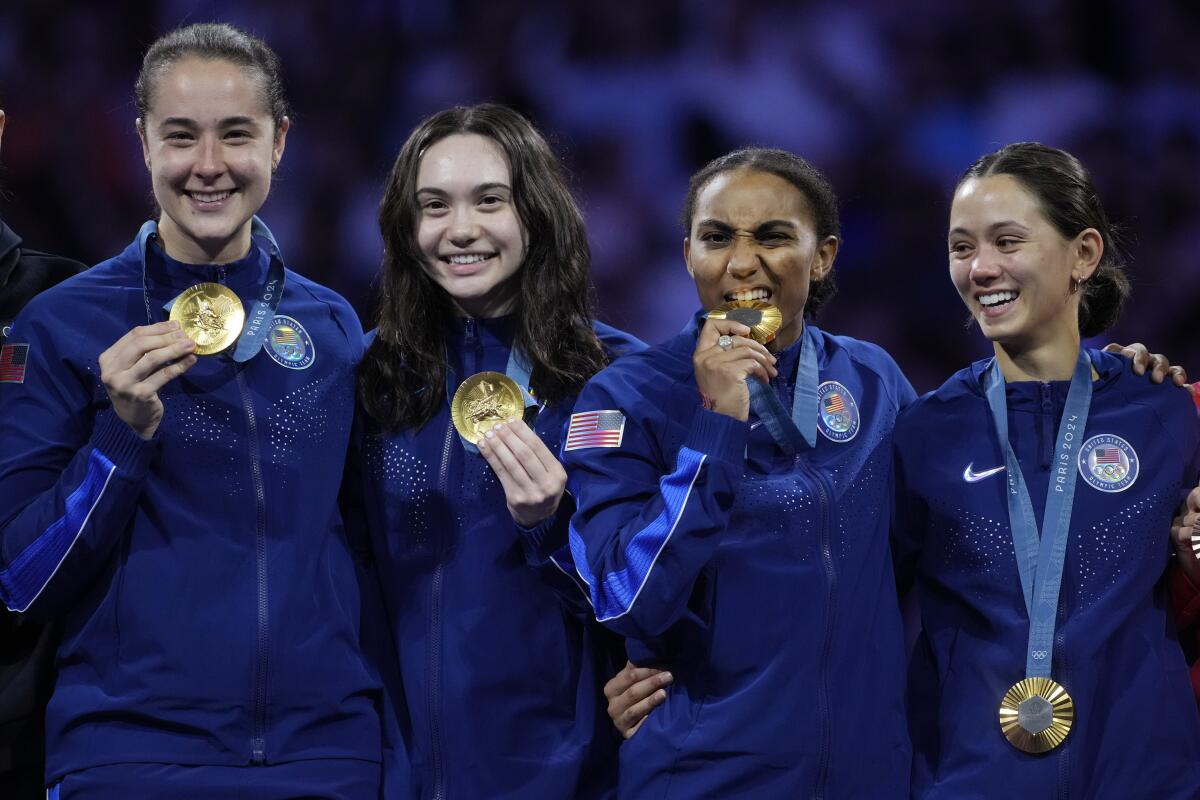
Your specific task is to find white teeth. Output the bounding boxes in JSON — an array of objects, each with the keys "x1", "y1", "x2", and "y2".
[
  {"x1": 979, "y1": 290, "x2": 1018, "y2": 308},
  {"x1": 189, "y1": 191, "x2": 231, "y2": 203},
  {"x1": 727, "y1": 288, "x2": 771, "y2": 302},
  {"x1": 446, "y1": 254, "x2": 492, "y2": 265}
]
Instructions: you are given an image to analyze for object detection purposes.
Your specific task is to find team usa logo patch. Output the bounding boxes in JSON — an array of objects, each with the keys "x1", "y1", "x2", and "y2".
[
  {"x1": 262, "y1": 315, "x2": 315, "y2": 370},
  {"x1": 0, "y1": 342, "x2": 30, "y2": 383},
  {"x1": 564, "y1": 410, "x2": 625, "y2": 451},
  {"x1": 1077, "y1": 434, "x2": 1138, "y2": 493},
  {"x1": 816, "y1": 381, "x2": 860, "y2": 442}
]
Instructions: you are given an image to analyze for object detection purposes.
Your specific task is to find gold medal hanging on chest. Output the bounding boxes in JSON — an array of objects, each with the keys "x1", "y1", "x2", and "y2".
[
  {"x1": 998, "y1": 677, "x2": 1074, "y2": 754},
  {"x1": 169, "y1": 283, "x2": 245, "y2": 355},
  {"x1": 705, "y1": 300, "x2": 782, "y2": 345},
  {"x1": 451, "y1": 371, "x2": 525, "y2": 444}
]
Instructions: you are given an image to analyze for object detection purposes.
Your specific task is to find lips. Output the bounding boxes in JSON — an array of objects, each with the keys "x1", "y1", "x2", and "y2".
[
  {"x1": 441, "y1": 252, "x2": 497, "y2": 275},
  {"x1": 977, "y1": 289, "x2": 1019, "y2": 319},
  {"x1": 724, "y1": 287, "x2": 773, "y2": 302},
  {"x1": 185, "y1": 189, "x2": 235, "y2": 209}
]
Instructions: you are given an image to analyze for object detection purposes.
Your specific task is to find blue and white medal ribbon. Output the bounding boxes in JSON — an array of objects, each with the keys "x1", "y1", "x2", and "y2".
[
  {"x1": 987, "y1": 348, "x2": 1091, "y2": 753},
  {"x1": 746, "y1": 324, "x2": 819, "y2": 455}
]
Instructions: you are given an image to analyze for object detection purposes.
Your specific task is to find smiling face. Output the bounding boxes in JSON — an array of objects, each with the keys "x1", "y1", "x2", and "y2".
[
  {"x1": 948, "y1": 173, "x2": 1100, "y2": 353},
  {"x1": 138, "y1": 57, "x2": 287, "y2": 265},
  {"x1": 414, "y1": 133, "x2": 527, "y2": 318},
  {"x1": 685, "y1": 168, "x2": 837, "y2": 351}
]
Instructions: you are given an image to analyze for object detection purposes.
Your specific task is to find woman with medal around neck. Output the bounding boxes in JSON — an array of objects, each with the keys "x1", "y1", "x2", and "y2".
[
  {"x1": 0, "y1": 24, "x2": 383, "y2": 798},
  {"x1": 563, "y1": 148, "x2": 916, "y2": 798},
  {"x1": 353, "y1": 104, "x2": 642, "y2": 799},
  {"x1": 891, "y1": 142, "x2": 1200, "y2": 798}
]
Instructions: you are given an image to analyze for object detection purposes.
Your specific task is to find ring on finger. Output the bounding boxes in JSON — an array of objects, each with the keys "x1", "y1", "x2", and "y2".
[{"x1": 717, "y1": 334, "x2": 734, "y2": 350}]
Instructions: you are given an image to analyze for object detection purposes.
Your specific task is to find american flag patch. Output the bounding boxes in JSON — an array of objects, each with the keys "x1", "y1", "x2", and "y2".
[
  {"x1": 0, "y1": 342, "x2": 29, "y2": 383},
  {"x1": 565, "y1": 409, "x2": 625, "y2": 451},
  {"x1": 823, "y1": 393, "x2": 845, "y2": 413},
  {"x1": 1094, "y1": 448, "x2": 1122, "y2": 464}
]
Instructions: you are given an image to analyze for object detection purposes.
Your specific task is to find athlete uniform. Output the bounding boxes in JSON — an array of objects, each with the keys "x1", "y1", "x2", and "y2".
[
  {"x1": 563, "y1": 314, "x2": 915, "y2": 799},
  {"x1": 893, "y1": 349, "x2": 1200, "y2": 799},
  {"x1": 0, "y1": 221, "x2": 381, "y2": 796},
  {"x1": 354, "y1": 315, "x2": 642, "y2": 799}
]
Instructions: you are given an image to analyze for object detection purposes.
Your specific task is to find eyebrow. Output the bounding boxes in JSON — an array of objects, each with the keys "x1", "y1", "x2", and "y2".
[
  {"x1": 415, "y1": 182, "x2": 512, "y2": 196},
  {"x1": 695, "y1": 218, "x2": 798, "y2": 232},
  {"x1": 157, "y1": 115, "x2": 262, "y2": 129},
  {"x1": 948, "y1": 220, "x2": 1031, "y2": 238}
]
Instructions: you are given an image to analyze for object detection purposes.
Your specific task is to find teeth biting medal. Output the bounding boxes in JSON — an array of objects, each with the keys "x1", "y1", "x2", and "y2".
[{"x1": 706, "y1": 299, "x2": 782, "y2": 344}]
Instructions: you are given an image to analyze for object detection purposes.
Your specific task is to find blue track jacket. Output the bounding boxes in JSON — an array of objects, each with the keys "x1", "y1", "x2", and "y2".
[
  {"x1": 893, "y1": 349, "x2": 1200, "y2": 799},
  {"x1": 0, "y1": 225, "x2": 381, "y2": 783},
  {"x1": 354, "y1": 315, "x2": 643, "y2": 800},
  {"x1": 564, "y1": 315, "x2": 915, "y2": 799}
]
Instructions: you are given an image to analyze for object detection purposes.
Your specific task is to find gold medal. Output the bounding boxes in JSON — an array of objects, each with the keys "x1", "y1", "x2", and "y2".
[
  {"x1": 998, "y1": 677, "x2": 1074, "y2": 754},
  {"x1": 169, "y1": 283, "x2": 245, "y2": 355},
  {"x1": 450, "y1": 371, "x2": 525, "y2": 444},
  {"x1": 705, "y1": 300, "x2": 783, "y2": 344}
]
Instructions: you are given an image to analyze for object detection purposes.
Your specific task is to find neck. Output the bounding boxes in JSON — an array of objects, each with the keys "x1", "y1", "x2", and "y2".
[
  {"x1": 993, "y1": 331, "x2": 1081, "y2": 382},
  {"x1": 770, "y1": 317, "x2": 804, "y2": 353},
  {"x1": 157, "y1": 217, "x2": 253, "y2": 265}
]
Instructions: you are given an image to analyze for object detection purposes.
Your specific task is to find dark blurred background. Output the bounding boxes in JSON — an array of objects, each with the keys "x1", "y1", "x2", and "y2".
[{"x1": 2, "y1": 0, "x2": 1198, "y2": 392}]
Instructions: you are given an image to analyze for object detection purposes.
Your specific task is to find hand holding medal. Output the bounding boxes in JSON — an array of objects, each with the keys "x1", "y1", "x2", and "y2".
[
  {"x1": 168, "y1": 282, "x2": 245, "y2": 355},
  {"x1": 693, "y1": 305, "x2": 779, "y2": 422},
  {"x1": 99, "y1": 320, "x2": 198, "y2": 440}
]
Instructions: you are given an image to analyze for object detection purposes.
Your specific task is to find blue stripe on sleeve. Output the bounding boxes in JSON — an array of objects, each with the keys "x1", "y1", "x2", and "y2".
[
  {"x1": 1, "y1": 449, "x2": 116, "y2": 612},
  {"x1": 569, "y1": 446, "x2": 707, "y2": 621}
]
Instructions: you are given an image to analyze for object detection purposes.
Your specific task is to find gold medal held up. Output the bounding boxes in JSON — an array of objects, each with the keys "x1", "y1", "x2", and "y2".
[
  {"x1": 451, "y1": 371, "x2": 525, "y2": 444},
  {"x1": 169, "y1": 283, "x2": 245, "y2": 356},
  {"x1": 706, "y1": 300, "x2": 782, "y2": 344},
  {"x1": 998, "y1": 677, "x2": 1074, "y2": 754}
]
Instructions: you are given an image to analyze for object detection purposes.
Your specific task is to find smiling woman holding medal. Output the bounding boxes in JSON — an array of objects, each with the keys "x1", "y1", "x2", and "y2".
[
  {"x1": 892, "y1": 142, "x2": 1200, "y2": 798},
  {"x1": 0, "y1": 24, "x2": 382, "y2": 798},
  {"x1": 563, "y1": 148, "x2": 917, "y2": 798},
  {"x1": 352, "y1": 104, "x2": 642, "y2": 798}
]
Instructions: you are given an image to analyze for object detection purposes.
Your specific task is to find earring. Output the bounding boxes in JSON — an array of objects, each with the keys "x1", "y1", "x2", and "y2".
[
  {"x1": 271, "y1": 158, "x2": 279, "y2": 173},
  {"x1": 1069, "y1": 278, "x2": 1080, "y2": 294}
]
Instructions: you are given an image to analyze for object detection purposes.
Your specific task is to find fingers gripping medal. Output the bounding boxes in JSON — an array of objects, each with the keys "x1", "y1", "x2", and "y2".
[
  {"x1": 451, "y1": 371, "x2": 525, "y2": 444},
  {"x1": 705, "y1": 300, "x2": 782, "y2": 345},
  {"x1": 169, "y1": 283, "x2": 245, "y2": 355}
]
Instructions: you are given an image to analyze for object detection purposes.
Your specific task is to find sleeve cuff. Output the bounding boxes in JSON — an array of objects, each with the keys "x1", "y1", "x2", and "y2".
[
  {"x1": 684, "y1": 408, "x2": 748, "y2": 466},
  {"x1": 90, "y1": 410, "x2": 157, "y2": 478},
  {"x1": 516, "y1": 491, "x2": 575, "y2": 557}
]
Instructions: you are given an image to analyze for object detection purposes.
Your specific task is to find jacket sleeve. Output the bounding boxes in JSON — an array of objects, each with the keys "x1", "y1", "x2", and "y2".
[
  {"x1": 0, "y1": 311, "x2": 155, "y2": 619},
  {"x1": 514, "y1": 489, "x2": 600, "y2": 620},
  {"x1": 561, "y1": 376, "x2": 747, "y2": 639}
]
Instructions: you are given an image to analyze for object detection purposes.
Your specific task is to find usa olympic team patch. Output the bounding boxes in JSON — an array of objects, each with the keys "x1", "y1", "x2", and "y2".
[
  {"x1": 816, "y1": 380, "x2": 859, "y2": 442},
  {"x1": 1077, "y1": 434, "x2": 1138, "y2": 493},
  {"x1": 262, "y1": 315, "x2": 315, "y2": 370}
]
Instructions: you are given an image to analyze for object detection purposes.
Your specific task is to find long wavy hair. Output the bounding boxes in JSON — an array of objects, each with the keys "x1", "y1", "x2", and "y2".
[{"x1": 359, "y1": 104, "x2": 608, "y2": 432}]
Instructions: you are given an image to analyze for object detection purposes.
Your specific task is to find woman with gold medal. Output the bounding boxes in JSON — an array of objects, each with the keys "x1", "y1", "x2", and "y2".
[
  {"x1": 0, "y1": 24, "x2": 382, "y2": 797},
  {"x1": 891, "y1": 143, "x2": 1200, "y2": 798},
  {"x1": 351, "y1": 104, "x2": 643, "y2": 798}
]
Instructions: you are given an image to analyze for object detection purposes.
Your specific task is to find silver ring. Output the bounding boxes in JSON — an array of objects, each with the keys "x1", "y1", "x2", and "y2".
[{"x1": 717, "y1": 334, "x2": 734, "y2": 350}]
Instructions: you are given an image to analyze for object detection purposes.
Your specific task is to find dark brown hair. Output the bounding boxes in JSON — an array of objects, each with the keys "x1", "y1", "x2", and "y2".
[{"x1": 359, "y1": 104, "x2": 608, "y2": 431}]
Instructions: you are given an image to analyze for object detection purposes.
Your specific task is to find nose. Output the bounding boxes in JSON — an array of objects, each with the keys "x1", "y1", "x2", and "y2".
[
  {"x1": 725, "y1": 234, "x2": 760, "y2": 278},
  {"x1": 193, "y1": 135, "x2": 225, "y2": 181},
  {"x1": 446, "y1": 206, "x2": 479, "y2": 247},
  {"x1": 969, "y1": 247, "x2": 1003, "y2": 284}
]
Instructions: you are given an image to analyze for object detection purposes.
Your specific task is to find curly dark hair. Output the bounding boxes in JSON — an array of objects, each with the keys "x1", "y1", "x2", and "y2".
[
  {"x1": 359, "y1": 104, "x2": 608, "y2": 431},
  {"x1": 681, "y1": 147, "x2": 841, "y2": 318},
  {"x1": 958, "y1": 142, "x2": 1130, "y2": 337}
]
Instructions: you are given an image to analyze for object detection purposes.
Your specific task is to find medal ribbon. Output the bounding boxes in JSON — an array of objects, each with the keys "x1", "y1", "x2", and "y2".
[
  {"x1": 139, "y1": 216, "x2": 286, "y2": 363},
  {"x1": 985, "y1": 349, "x2": 1092, "y2": 678},
  {"x1": 445, "y1": 345, "x2": 538, "y2": 454},
  {"x1": 745, "y1": 324, "x2": 819, "y2": 455}
]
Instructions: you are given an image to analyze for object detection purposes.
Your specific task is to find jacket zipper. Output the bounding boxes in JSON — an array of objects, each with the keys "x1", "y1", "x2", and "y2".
[
  {"x1": 429, "y1": 318, "x2": 475, "y2": 800},
  {"x1": 226, "y1": 261, "x2": 269, "y2": 765},
  {"x1": 798, "y1": 455, "x2": 837, "y2": 800}
]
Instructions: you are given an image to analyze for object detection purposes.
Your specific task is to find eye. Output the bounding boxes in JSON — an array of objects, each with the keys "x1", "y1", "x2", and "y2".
[
  {"x1": 224, "y1": 129, "x2": 253, "y2": 143},
  {"x1": 478, "y1": 194, "x2": 505, "y2": 209},
  {"x1": 996, "y1": 236, "x2": 1020, "y2": 249},
  {"x1": 420, "y1": 198, "x2": 448, "y2": 213},
  {"x1": 164, "y1": 131, "x2": 193, "y2": 144},
  {"x1": 949, "y1": 241, "x2": 973, "y2": 257},
  {"x1": 699, "y1": 231, "x2": 730, "y2": 245},
  {"x1": 758, "y1": 231, "x2": 791, "y2": 244}
]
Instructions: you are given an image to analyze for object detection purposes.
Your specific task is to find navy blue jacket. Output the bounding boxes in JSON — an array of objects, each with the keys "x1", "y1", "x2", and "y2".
[
  {"x1": 355, "y1": 315, "x2": 643, "y2": 800},
  {"x1": 0, "y1": 224, "x2": 381, "y2": 782},
  {"x1": 893, "y1": 350, "x2": 1200, "y2": 799},
  {"x1": 564, "y1": 316, "x2": 915, "y2": 799}
]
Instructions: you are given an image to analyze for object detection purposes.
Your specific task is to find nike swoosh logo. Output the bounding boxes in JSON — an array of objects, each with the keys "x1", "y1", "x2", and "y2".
[{"x1": 963, "y1": 463, "x2": 1006, "y2": 483}]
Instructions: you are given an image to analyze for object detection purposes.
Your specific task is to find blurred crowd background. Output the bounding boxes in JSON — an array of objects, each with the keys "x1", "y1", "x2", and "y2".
[{"x1": 2, "y1": 0, "x2": 1198, "y2": 392}]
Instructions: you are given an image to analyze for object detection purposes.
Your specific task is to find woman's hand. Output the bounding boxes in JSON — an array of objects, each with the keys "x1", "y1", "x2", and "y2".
[
  {"x1": 1172, "y1": 486, "x2": 1200, "y2": 586},
  {"x1": 693, "y1": 318, "x2": 777, "y2": 421},
  {"x1": 478, "y1": 419, "x2": 568, "y2": 528},
  {"x1": 604, "y1": 660, "x2": 673, "y2": 739},
  {"x1": 1102, "y1": 342, "x2": 1189, "y2": 388},
  {"x1": 99, "y1": 321, "x2": 197, "y2": 440}
]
